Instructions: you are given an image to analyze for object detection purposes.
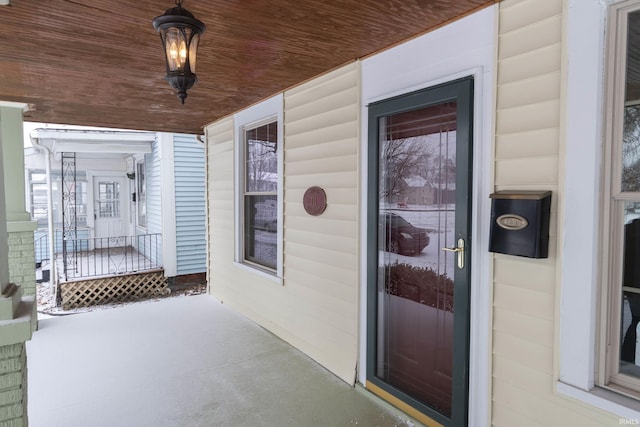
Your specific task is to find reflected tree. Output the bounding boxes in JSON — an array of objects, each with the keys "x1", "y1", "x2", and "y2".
[
  {"x1": 380, "y1": 138, "x2": 426, "y2": 199},
  {"x1": 623, "y1": 105, "x2": 640, "y2": 192},
  {"x1": 246, "y1": 127, "x2": 277, "y2": 192},
  {"x1": 380, "y1": 135, "x2": 456, "y2": 202}
]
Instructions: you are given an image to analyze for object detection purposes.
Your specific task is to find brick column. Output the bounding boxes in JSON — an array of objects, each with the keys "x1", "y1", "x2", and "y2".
[
  {"x1": 6, "y1": 229, "x2": 37, "y2": 298},
  {"x1": 0, "y1": 344, "x2": 28, "y2": 427}
]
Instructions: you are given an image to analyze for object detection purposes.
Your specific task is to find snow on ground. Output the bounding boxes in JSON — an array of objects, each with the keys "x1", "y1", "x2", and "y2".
[{"x1": 28, "y1": 295, "x2": 419, "y2": 427}]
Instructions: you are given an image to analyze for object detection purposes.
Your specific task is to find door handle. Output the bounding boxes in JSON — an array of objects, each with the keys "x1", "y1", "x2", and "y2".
[{"x1": 442, "y1": 238, "x2": 465, "y2": 270}]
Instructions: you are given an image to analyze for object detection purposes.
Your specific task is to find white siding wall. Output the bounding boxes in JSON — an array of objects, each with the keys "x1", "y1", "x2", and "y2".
[
  {"x1": 492, "y1": 0, "x2": 616, "y2": 425},
  {"x1": 205, "y1": 63, "x2": 360, "y2": 383},
  {"x1": 173, "y1": 134, "x2": 206, "y2": 275}
]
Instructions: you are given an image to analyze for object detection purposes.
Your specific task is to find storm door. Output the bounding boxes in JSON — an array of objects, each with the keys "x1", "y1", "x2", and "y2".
[{"x1": 367, "y1": 78, "x2": 473, "y2": 427}]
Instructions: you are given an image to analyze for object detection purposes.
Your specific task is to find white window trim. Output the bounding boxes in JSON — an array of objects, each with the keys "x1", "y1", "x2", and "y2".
[
  {"x1": 233, "y1": 94, "x2": 284, "y2": 278},
  {"x1": 558, "y1": 0, "x2": 640, "y2": 417}
]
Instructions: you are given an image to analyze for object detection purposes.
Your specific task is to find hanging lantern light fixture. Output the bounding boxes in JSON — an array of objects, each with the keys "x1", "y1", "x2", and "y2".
[{"x1": 153, "y1": 0, "x2": 206, "y2": 104}]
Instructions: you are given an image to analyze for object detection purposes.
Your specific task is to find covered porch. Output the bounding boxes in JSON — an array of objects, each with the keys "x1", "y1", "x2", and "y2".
[
  {"x1": 36, "y1": 231, "x2": 169, "y2": 310},
  {"x1": 26, "y1": 295, "x2": 418, "y2": 427}
]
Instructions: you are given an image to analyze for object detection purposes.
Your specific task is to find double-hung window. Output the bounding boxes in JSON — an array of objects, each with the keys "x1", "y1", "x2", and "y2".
[
  {"x1": 602, "y1": 0, "x2": 640, "y2": 399},
  {"x1": 242, "y1": 120, "x2": 278, "y2": 271},
  {"x1": 234, "y1": 94, "x2": 283, "y2": 277},
  {"x1": 29, "y1": 170, "x2": 48, "y2": 227}
]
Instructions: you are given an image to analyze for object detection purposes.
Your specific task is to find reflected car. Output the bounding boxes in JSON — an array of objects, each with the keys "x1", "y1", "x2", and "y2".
[{"x1": 380, "y1": 212, "x2": 430, "y2": 255}]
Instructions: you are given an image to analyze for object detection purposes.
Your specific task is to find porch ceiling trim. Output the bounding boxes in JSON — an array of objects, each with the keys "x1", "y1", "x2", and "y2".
[
  {"x1": 31, "y1": 129, "x2": 155, "y2": 155},
  {"x1": 43, "y1": 140, "x2": 153, "y2": 155}
]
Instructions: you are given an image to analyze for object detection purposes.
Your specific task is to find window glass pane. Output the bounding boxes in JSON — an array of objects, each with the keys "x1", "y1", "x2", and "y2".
[
  {"x1": 245, "y1": 122, "x2": 277, "y2": 193},
  {"x1": 31, "y1": 172, "x2": 47, "y2": 182},
  {"x1": 76, "y1": 181, "x2": 87, "y2": 227},
  {"x1": 623, "y1": 10, "x2": 640, "y2": 192},
  {"x1": 244, "y1": 195, "x2": 277, "y2": 270},
  {"x1": 618, "y1": 9, "x2": 640, "y2": 382},
  {"x1": 621, "y1": 201, "x2": 640, "y2": 377},
  {"x1": 31, "y1": 183, "x2": 48, "y2": 221},
  {"x1": 97, "y1": 182, "x2": 120, "y2": 219},
  {"x1": 137, "y1": 162, "x2": 146, "y2": 227},
  {"x1": 622, "y1": 105, "x2": 640, "y2": 192}
]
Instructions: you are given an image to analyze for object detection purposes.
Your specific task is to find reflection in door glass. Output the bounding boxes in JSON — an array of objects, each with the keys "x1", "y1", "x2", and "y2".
[{"x1": 376, "y1": 102, "x2": 457, "y2": 416}]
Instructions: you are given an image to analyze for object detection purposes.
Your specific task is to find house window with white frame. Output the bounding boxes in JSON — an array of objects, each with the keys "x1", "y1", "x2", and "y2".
[
  {"x1": 602, "y1": 0, "x2": 640, "y2": 399},
  {"x1": 242, "y1": 120, "x2": 278, "y2": 271},
  {"x1": 29, "y1": 170, "x2": 48, "y2": 227},
  {"x1": 28, "y1": 170, "x2": 88, "y2": 228},
  {"x1": 136, "y1": 160, "x2": 146, "y2": 228}
]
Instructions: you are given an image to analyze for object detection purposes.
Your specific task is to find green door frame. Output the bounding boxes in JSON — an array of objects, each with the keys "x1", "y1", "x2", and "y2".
[{"x1": 366, "y1": 77, "x2": 474, "y2": 427}]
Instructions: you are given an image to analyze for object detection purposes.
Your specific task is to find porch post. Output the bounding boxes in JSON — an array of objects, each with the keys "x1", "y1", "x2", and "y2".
[
  {"x1": 0, "y1": 102, "x2": 35, "y2": 427},
  {"x1": 158, "y1": 132, "x2": 177, "y2": 277},
  {"x1": 0, "y1": 104, "x2": 38, "y2": 297}
]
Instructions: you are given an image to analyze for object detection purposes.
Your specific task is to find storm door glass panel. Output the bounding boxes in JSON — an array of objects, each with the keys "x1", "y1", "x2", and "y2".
[
  {"x1": 376, "y1": 102, "x2": 457, "y2": 417},
  {"x1": 97, "y1": 182, "x2": 120, "y2": 218},
  {"x1": 243, "y1": 121, "x2": 277, "y2": 270}
]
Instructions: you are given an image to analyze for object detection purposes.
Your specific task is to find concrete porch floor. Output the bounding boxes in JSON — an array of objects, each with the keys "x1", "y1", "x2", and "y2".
[{"x1": 27, "y1": 294, "x2": 421, "y2": 427}]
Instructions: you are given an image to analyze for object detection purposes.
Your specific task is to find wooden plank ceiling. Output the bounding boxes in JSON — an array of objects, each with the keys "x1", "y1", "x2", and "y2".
[{"x1": 0, "y1": 0, "x2": 495, "y2": 134}]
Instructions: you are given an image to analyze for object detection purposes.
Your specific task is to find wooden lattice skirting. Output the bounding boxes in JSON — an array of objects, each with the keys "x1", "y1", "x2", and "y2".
[{"x1": 60, "y1": 270, "x2": 170, "y2": 310}]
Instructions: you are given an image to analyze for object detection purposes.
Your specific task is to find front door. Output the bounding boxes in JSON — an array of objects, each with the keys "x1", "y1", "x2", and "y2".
[
  {"x1": 93, "y1": 177, "x2": 126, "y2": 247},
  {"x1": 367, "y1": 78, "x2": 473, "y2": 426}
]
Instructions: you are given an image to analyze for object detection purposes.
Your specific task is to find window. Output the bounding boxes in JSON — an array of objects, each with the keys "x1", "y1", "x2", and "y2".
[
  {"x1": 29, "y1": 171, "x2": 48, "y2": 227},
  {"x1": 233, "y1": 94, "x2": 283, "y2": 277},
  {"x1": 28, "y1": 170, "x2": 88, "y2": 228},
  {"x1": 242, "y1": 120, "x2": 278, "y2": 271},
  {"x1": 602, "y1": 0, "x2": 640, "y2": 398},
  {"x1": 97, "y1": 181, "x2": 120, "y2": 218},
  {"x1": 137, "y1": 160, "x2": 146, "y2": 228}
]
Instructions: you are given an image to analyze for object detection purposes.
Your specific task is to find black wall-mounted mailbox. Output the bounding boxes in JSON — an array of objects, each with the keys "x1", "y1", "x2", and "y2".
[{"x1": 489, "y1": 190, "x2": 552, "y2": 258}]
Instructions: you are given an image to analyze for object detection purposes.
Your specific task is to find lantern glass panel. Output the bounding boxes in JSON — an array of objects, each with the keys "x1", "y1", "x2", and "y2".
[
  {"x1": 163, "y1": 27, "x2": 187, "y2": 72},
  {"x1": 189, "y1": 32, "x2": 200, "y2": 72}
]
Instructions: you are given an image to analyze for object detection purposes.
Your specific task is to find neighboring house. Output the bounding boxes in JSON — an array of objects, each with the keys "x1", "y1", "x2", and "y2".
[
  {"x1": 392, "y1": 176, "x2": 455, "y2": 207},
  {"x1": 25, "y1": 129, "x2": 206, "y2": 299},
  {"x1": 203, "y1": 2, "x2": 640, "y2": 427}
]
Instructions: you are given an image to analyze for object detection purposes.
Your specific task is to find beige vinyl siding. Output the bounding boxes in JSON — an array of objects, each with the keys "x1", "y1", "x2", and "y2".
[
  {"x1": 205, "y1": 117, "x2": 234, "y2": 287},
  {"x1": 283, "y1": 62, "x2": 360, "y2": 383},
  {"x1": 204, "y1": 62, "x2": 360, "y2": 384},
  {"x1": 492, "y1": 1, "x2": 615, "y2": 425}
]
